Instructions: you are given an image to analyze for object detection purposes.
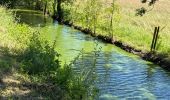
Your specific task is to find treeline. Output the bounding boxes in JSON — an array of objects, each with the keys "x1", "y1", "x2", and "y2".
[
  {"x1": 1, "y1": 0, "x2": 162, "y2": 52},
  {"x1": 0, "y1": 0, "x2": 71, "y2": 21},
  {"x1": 0, "y1": 0, "x2": 120, "y2": 36},
  {"x1": 0, "y1": 0, "x2": 44, "y2": 9},
  {"x1": 0, "y1": 0, "x2": 158, "y2": 24}
]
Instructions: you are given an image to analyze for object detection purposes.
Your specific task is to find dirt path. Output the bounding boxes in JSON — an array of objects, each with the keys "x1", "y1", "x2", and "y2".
[
  {"x1": 0, "y1": 53, "x2": 36, "y2": 99},
  {"x1": 0, "y1": 51, "x2": 63, "y2": 99},
  {"x1": 0, "y1": 74, "x2": 33, "y2": 99},
  {"x1": 0, "y1": 73, "x2": 62, "y2": 99}
]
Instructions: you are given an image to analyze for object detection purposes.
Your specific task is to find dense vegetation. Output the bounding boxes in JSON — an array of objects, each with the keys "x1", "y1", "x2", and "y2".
[
  {"x1": 0, "y1": 6, "x2": 98, "y2": 99},
  {"x1": 18, "y1": 0, "x2": 170, "y2": 61},
  {"x1": 2, "y1": 0, "x2": 168, "y2": 54},
  {"x1": 0, "y1": 0, "x2": 170, "y2": 99}
]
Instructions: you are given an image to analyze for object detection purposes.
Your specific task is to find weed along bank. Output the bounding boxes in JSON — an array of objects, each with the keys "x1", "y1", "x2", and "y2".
[{"x1": 0, "y1": 0, "x2": 170, "y2": 99}]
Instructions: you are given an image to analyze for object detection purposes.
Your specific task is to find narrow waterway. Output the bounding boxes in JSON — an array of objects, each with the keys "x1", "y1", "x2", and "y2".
[{"x1": 15, "y1": 10, "x2": 170, "y2": 100}]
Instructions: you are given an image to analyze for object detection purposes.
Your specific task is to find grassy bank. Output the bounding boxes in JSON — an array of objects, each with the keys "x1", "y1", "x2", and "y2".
[
  {"x1": 117, "y1": 0, "x2": 170, "y2": 53},
  {"x1": 0, "y1": 6, "x2": 97, "y2": 99},
  {"x1": 57, "y1": 0, "x2": 170, "y2": 68},
  {"x1": 1, "y1": 0, "x2": 169, "y2": 55}
]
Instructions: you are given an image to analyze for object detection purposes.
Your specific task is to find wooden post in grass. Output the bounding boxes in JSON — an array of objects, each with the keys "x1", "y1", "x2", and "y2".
[
  {"x1": 151, "y1": 26, "x2": 160, "y2": 52},
  {"x1": 151, "y1": 27, "x2": 157, "y2": 51},
  {"x1": 153, "y1": 26, "x2": 160, "y2": 50}
]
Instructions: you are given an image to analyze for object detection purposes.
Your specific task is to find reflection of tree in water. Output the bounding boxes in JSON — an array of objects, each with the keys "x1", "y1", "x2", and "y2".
[{"x1": 15, "y1": 11, "x2": 52, "y2": 27}]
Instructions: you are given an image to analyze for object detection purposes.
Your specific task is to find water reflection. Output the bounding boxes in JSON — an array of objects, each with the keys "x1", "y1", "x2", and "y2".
[
  {"x1": 15, "y1": 10, "x2": 170, "y2": 100},
  {"x1": 14, "y1": 10, "x2": 53, "y2": 27}
]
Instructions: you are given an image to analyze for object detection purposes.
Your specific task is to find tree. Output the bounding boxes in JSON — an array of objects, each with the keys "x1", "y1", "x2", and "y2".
[
  {"x1": 137, "y1": 0, "x2": 158, "y2": 16},
  {"x1": 141, "y1": 0, "x2": 158, "y2": 6},
  {"x1": 53, "y1": 0, "x2": 73, "y2": 22},
  {"x1": 57, "y1": 0, "x2": 62, "y2": 22},
  {"x1": 0, "y1": 0, "x2": 17, "y2": 8},
  {"x1": 91, "y1": 0, "x2": 101, "y2": 34},
  {"x1": 83, "y1": 0, "x2": 101, "y2": 34},
  {"x1": 108, "y1": 0, "x2": 116, "y2": 35},
  {"x1": 43, "y1": 0, "x2": 48, "y2": 15}
]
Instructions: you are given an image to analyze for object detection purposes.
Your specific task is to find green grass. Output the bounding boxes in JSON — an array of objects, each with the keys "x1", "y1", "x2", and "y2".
[
  {"x1": 62, "y1": 0, "x2": 170, "y2": 57},
  {"x1": 117, "y1": 0, "x2": 170, "y2": 54},
  {"x1": 0, "y1": 6, "x2": 33, "y2": 55},
  {"x1": 0, "y1": 6, "x2": 97, "y2": 99}
]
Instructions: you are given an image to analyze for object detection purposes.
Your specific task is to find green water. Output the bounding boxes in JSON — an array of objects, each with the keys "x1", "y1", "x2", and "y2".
[{"x1": 15, "y1": 10, "x2": 170, "y2": 100}]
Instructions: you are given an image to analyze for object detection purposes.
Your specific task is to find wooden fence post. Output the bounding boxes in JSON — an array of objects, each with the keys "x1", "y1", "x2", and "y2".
[
  {"x1": 153, "y1": 26, "x2": 160, "y2": 50},
  {"x1": 150, "y1": 26, "x2": 160, "y2": 52},
  {"x1": 151, "y1": 27, "x2": 157, "y2": 52}
]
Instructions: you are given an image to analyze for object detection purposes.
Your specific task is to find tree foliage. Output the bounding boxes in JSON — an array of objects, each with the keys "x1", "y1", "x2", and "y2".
[
  {"x1": 136, "y1": 0, "x2": 158, "y2": 16},
  {"x1": 141, "y1": 0, "x2": 158, "y2": 6}
]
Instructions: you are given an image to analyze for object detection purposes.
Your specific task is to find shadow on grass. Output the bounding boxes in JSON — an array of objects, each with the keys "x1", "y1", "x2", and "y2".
[
  {"x1": 0, "y1": 81, "x2": 64, "y2": 99},
  {"x1": 0, "y1": 46, "x2": 65, "y2": 100}
]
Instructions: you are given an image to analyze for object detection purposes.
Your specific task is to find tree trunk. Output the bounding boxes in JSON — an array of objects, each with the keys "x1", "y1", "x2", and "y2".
[
  {"x1": 44, "y1": 1, "x2": 47, "y2": 16},
  {"x1": 53, "y1": 0, "x2": 57, "y2": 17},
  {"x1": 110, "y1": 12, "x2": 113, "y2": 35},
  {"x1": 57, "y1": 0, "x2": 62, "y2": 22},
  {"x1": 35, "y1": 0, "x2": 41, "y2": 10},
  {"x1": 109, "y1": 0, "x2": 115, "y2": 36},
  {"x1": 93, "y1": 15, "x2": 96, "y2": 35}
]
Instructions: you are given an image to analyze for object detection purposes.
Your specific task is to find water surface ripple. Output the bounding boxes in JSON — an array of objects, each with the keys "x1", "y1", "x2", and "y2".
[{"x1": 15, "y1": 10, "x2": 170, "y2": 100}]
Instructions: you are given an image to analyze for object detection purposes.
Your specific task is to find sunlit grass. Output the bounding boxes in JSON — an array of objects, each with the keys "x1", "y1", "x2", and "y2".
[
  {"x1": 66, "y1": 0, "x2": 170, "y2": 57},
  {"x1": 117, "y1": 0, "x2": 170, "y2": 54}
]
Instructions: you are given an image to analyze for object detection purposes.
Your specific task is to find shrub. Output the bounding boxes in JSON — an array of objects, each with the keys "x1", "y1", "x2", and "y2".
[
  {"x1": 19, "y1": 32, "x2": 60, "y2": 75},
  {"x1": 0, "y1": 6, "x2": 98, "y2": 99}
]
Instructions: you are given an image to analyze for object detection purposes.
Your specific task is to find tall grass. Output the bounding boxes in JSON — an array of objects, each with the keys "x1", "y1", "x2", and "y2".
[
  {"x1": 0, "y1": 6, "x2": 98, "y2": 99},
  {"x1": 61, "y1": 0, "x2": 170, "y2": 57},
  {"x1": 118, "y1": 0, "x2": 170, "y2": 54},
  {"x1": 0, "y1": 6, "x2": 33, "y2": 55}
]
